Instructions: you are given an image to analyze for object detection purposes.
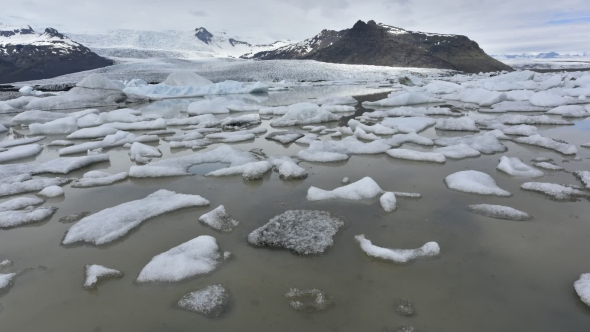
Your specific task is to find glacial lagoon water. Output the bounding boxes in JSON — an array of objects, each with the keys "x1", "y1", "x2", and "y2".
[{"x1": 1, "y1": 85, "x2": 590, "y2": 331}]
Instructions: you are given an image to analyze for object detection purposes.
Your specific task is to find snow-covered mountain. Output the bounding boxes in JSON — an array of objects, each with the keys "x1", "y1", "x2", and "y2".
[
  {"x1": 491, "y1": 52, "x2": 590, "y2": 60},
  {"x1": 0, "y1": 24, "x2": 112, "y2": 83},
  {"x1": 66, "y1": 27, "x2": 292, "y2": 59}
]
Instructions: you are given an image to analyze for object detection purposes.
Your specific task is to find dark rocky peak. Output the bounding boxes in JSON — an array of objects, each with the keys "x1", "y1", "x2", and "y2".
[
  {"x1": 228, "y1": 38, "x2": 251, "y2": 47},
  {"x1": 0, "y1": 25, "x2": 35, "y2": 37},
  {"x1": 42, "y1": 28, "x2": 66, "y2": 39},
  {"x1": 195, "y1": 27, "x2": 213, "y2": 44}
]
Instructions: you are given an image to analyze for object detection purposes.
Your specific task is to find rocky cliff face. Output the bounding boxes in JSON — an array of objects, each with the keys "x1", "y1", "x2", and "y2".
[
  {"x1": 246, "y1": 20, "x2": 512, "y2": 73},
  {"x1": 0, "y1": 25, "x2": 113, "y2": 84}
]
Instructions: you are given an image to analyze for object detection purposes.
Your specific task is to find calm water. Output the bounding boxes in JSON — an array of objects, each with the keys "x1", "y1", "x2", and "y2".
[{"x1": 1, "y1": 85, "x2": 590, "y2": 331}]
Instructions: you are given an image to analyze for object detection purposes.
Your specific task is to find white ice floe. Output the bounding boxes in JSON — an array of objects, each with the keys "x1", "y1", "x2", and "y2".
[
  {"x1": 393, "y1": 191, "x2": 422, "y2": 198},
  {"x1": 316, "y1": 96, "x2": 357, "y2": 106},
  {"x1": 124, "y1": 80, "x2": 267, "y2": 99},
  {"x1": 71, "y1": 171, "x2": 128, "y2": 188},
  {"x1": 386, "y1": 149, "x2": 446, "y2": 163},
  {"x1": 342, "y1": 177, "x2": 349, "y2": 184},
  {"x1": 466, "y1": 204, "x2": 531, "y2": 221},
  {"x1": 354, "y1": 235, "x2": 439, "y2": 263},
  {"x1": 521, "y1": 182, "x2": 588, "y2": 200},
  {"x1": 270, "y1": 107, "x2": 338, "y2": 127},
  {"x1": 129, "y1": 145, "x2": 257, "y2": 178},
  {"x1": 0, "y1": 273, "x2": 17, "y2": 290},
  {"x1": 0, "y1": 175, "x2": 70, "y2": 197},
  {"x1": 348, "y1": 119, "x2": 397, "y2": 135},
  {"x1": 434, "y1": 133, "x2": 507, "y2": 154},
  {"x1": 66, "y1": 126, "x2": 118, "y2": 139},
  {"x1": 307, "y1": 177, "x2": 384, "y2": 201},
  {"x1": 77, "y1": 109, "x2": 144, "y2": 128},
  {"x1": 129, "y1": 142, "x2": 161, "y2": 162},
  {"x1": 363, "y1": 93, "x2": 443, "y2": 107},
  {"x1": 366, "y1": 106, "x2": 455, "y2": 118},
  {"x1": 164, "y1": 130, "x2": 204, "y2": 142},
  {"x1": 534, "y1": 162, "x2": 564, "y2": 171},
  {"x1": 136, "y1": 235, "x2": 227, "y2": 282},
  {"x1": 166, "y1": 114, "x2": 221, "y2": 127},
  {"x1": 0, "y1": 136, "x2": 45, "y2": 149},
  {"x1": 59, "y1": 131, "x2": 158, "y2": 155},
  {"x1": 487, "y1": 101, "x2": 548, "y2": 113},
  {"x1": 268, "y1": 156, "x2": 308, "y2": 180},
  {"x1": 445, "y1": 170, "x2": 511, "y2": 196},
  {"x1": 514, "y1": 135, "x2": 577, "y2": 155},
  {"x1": 380, "y1": 192, "x2": 397, "y2": 212},
  {"x1": 447, "y1": 88, "x2": 507, "y2": 106},
  {"x1": 199, "y1": 205, "x2": 239, "y2": 232},
  {"x1": 260, "y1": 102, "x2": 315, "y2": 116},
  {"x1": 0, "y1": 196, "x2": 44, "y2": 212},
  {"x1": 206, "y1": 161, "x2": 272, "y2": 180},
  {"x1": 387, "y1": 133, "x2": 434, "y2": 147},
  {"x1": 83, "y1": 264, "x2": 123, "y2": 289},
  {"x1": 104, "y1": 118, "x2": 166, "y2": 131},
  {"x1": 435, "y1": 117, "x2": 479, "y2": 132},
  {"x1": 483, "y1": 123, "x2": 538, "y2": 136},
  {"x1": 574, "y1": 274, "x2": 590, "y2": 307},
  {"x1": 478, "y1": 114, "x2": 572, "y2": 126},
  {"x1": 62, "y1": 190, "x2": 210, "y2": 245},
  {"x1": 434, "y1": 144, "x2": 481, "y2": 159},
  {"x1": 0, "y1": 206, "x2": 57, "y2": 228},
  {"x1": 37, "y1": 185, "x2": 64, "y2": 197},
  {"x1": 298, "y1": 136, "x2": 390, "y2": 162},
  {"x1": 265, "y1": 131, "x2": 304, "y2": 144},
  {"x1": 32, "y1": 154, "x2": 110, "y2": 175},
  {"x1": 547, "y1": 105, "x2": 589, "y2": 118},
  {"x1": 11, "y1": 109, "x2": 98, "y2": 125},
  {"x1": 29, "y1": 117, "x2": 78, "y2": 135},
  {"x1": 573, "y1": 171, "x2": 590, "y2": 189},
  {"x1": 496, "y1": 156, "x2": 544, "y2": 178},
  {"x1": 354, "y1": 128, "x2": 380, "y2": 141},
  {"x1": 188, "y1": 99, "x2": 230, "y2": 115},
  {"x1": 220, "y1": 114, "x2": 261, "y2": 129},
  {"x1": 529, "y1": 91, "x2": 569, "y2": 107},
  {"x1": 0, "y1": 144, "x2": 42, "y2": 163},
  {"x1": 380, "y1": 117, "x2": 436, "y2": 133},
  {"x1": 177, "y1": 284, "x2": 231, "y2": 317},
  {"x1": 247, "y1": 210, "x2": 344, "y2": 255}
]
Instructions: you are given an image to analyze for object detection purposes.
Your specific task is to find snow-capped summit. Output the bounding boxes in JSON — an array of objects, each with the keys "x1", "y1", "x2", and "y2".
[{"x1": 0, "y1": 24, "x2": 112, "y2": 83}]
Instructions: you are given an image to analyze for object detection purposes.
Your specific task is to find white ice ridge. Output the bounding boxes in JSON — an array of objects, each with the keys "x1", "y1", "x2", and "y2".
[
  {"x1": 199, "y1": 205, "x2": 240, "y2": 232},
  {"x1": 354, "y1": 235, "x2": 440, "y2": 263},
  {"x1": 380, "y1": 117, "x2": 437, "y2": 133},
  {"x1": 307, "y1": 177, "x2": 384, "y2": 201},
  {"x1": 520, "y1": 182, "x2": 588, "y2": 201},
  {"x1": 298, "y1": 136, "x2": 390, "y2": 162},
  {"x1": 71, "y1": 171, "x2": 128, "y2": 188},
  {"x1": 62, "y1": 190, "x2": 210, "y2": 245},
  {"x1": 466, "y1": 204, "x2": 532, "y2": 221},
  {"x1": 136, "y1": 235, "x2": 228, "y2": 282},
  {"x1": 83, "y1": 264, "x2": 123, "y2": 289},
  {"x1": 0, "y1": 136, "x2": 45, "y2": 149},
  {"x1": 574, "y1": 274, "x2": 590, "y2": 307},
  {"x1": 534, "y1": 162, "x2": 564, "y2": 171},
  {"x1": 496, "y1": 156, "x2": 544, "y2": 178},
  {"x1": 386, "y1": 149, "x2": 446, "y2": 163},
  {"x1": 445, "y1": 170, "x2": 511, "y2": 196},
  {"x1": 129, "y1": 145, "x2": 257, "y2": 178},
  {"x1": 0, "y1": 196, "x2": 44, "y2": 212},
  {"x1": 514, "y1": 135, "x2": 577, "y2": 155}
]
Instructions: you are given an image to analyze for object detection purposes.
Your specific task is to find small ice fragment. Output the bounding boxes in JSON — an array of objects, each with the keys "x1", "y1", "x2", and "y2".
[
  {"x1": 83, "y1": 264, "x2": 123, "y2": 289},
  {"x1": 285, "y1": 288, "x2": 333, "y2": 312},
  {"x1": 496, "y1": 156, "x2": 544, "y2": 177},
  {"x1": 386, "y1": 149, "x2": 446, "y2": 163},
  {"x1": 380, "y1": 192, "x2": 397, "y2": 212},
  {"x1": 37, "y1": 185, "x2": 64, "y2": 197},
  {"x1": 354, "y1": 234, "x2": 440, "y2": 263},
  {"x1": 466, "y1": 204, "x2": 532, "y2": 221},
  {"x1": 445, "y1": 170, "x2": 511, "y2": 196},
  {"x1": 342, "y1": 177, "x2": 349, "y2": 184},
  {"x1": 521, "y1": 182, "x2": 588, "y2": 201},
  {"x1": 177, "y1": 284, "x2": 231, "y2": 317},
  {"x1": 574, "y1": 274, "x2": 590, "y2": 307},
  {"x1": 199, "y1": 205, "x2": 239, "y2": 232},
  {"x1": 307, "y1": 177, "x2": 384, "y2": 201}
]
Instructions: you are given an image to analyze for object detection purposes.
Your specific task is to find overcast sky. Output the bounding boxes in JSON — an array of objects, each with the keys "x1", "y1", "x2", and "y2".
[{"x1": 1, "y1": 0, "x2": 589, "y2": 54}]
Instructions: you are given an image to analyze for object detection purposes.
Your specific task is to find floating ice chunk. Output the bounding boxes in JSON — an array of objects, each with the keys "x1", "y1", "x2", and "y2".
[
  {"x1": 67, "y1": 126, "x2": 118, "y2": 139},
  {"x1": 341, "y1": 177, "x2": 349, "y2": 184},
  {"x1": 77, "y1": 109, "x2": 144, "y2": 128},
  {"x1": 177, "y1": 284, "x2": 231, "y2": 317},
  {"x1": 354, "y1": 235, "x2": 439, "y2": 263},
  {"x1": 0, "y1": 196, "x2": 44, "y2": 212},
  {"x1": 265, "y1": 131, "x2": 304, "y2": 144},
  {"x1": 301, "y1": 125, "x2": 327, "y2": 133},
  {"x1": 307, "y1": 177, "x2": 384, "y2": 201},
  {"x1": 486, "y1": 100, "x2": 548, "y2": 113},
  {"x1": 316, "y1": 96, "x2": 357, "y2": 106},
  {"x1": 354, "y1": 128, "x2": 379, "y2": 141},
  {"x1": 275, "y1": 160, "x2": 307, "y2": 179},
  {"x1": 104, "y1": 118, "x2": 166, "y2": 131},
  {"x1": 29, "y1": 117, "x2": 78, "y2": 135},
  {"x1": 0, "y1": 144, "x2": 42, "y2": 163},
  {"x1": 136, "y1": 235, "x2": 227, "y2": 282},
  {"x1": 529, "y1": 91, "x2": 569, "y2": 107},
  {"x1": 47, "y1": 140, "x2": 75, "y2": 147},
  {"x1": 393, "y1": 191, "x2": 422, "y2": 198},
  {"x1": 0, "y1": 206, "x2": 57, "y2": 228},
  {"x1": 547, "y1": 105, "x2": 589, "y2": 118},
  {"x1": 59, "y1": 131, "x2": 158, "y2": 155},
  {"x1": 434, "y1": 134, "x2": 507, "y2": 154},
  {"x1": 363, "y1": 93, "x2": 443, "y2": 107},
  {"x1": 199, "y1": 205, "x2": 239, "y2": 232},
  {"x1": 380, "y1": 192, "x2": 397, "y2": 212},
  {"x1": 37, "y1": 185, "x2": 64, "y2": 197},
  {"x1": 165, "y1": 130, "x2": 204, "y2": 142},
  {"x1": 532, "y1": 157, "x2": 553, "y2": 162},
  {"x1": 445, "y1": 170, "x2": 511, "y2": 196},
  {"x1": 534, "y1": 162, "x2": 563, "y2": 171},
  {"x1": 63, "y1": 190, "x2": 210, "y2": 245},
  {"x1": 480, "y1": 92, "x2": 508, "y2": 107},
  {"x1": 435, "y1": 117, "x2": 479, "y2": 131},
  {"x1": 129, "y1": 142, "x2": 161, "y2": 162},
  {"x1": 393, "y1": 298, "x2": 415, "y2": 317},
  {"x1": 366, "y1": 106, "x2": 455, "y2": 118},
  {"x1": 261, "y1": 102, "x2": 316, "y2": 116},
  {"x1": 386, "y1": 149, "x2": 446, "y2": 163},
  {"x1": 0, "y1": 137, "x2": 45, "y2": 149},
  {"x1": 573, "y1": 171, "x2": 590, "y2": 189},
  {"x1": 285, "y1": 288, "x2": 333, "y2": 312},
  {"x1": 206, "y1": 161, "x2": 272, "y2": 180},
  {"x1": 434, "y1": 144, "x2": 481, "y2": 159},
  {"x1": 0, "y1": 259, "x2": 13, "y2": 270},
  {"x1": 521, "y1": 182, "x2": 588, "y2": 201},
  {"x1": 298, "y1": 136, "x2": 389, "y2": 162},
  {"x1": 449, "y1": 88, "x2": 506, "y2": 106},
  {"x1": 124, "y1": 80, "x2": 267, "y2": 98},
  {"x1": 271, "y1": 107, "x2": 338, "y2": 127},
  {"x1": 505, "y1": 90, "x2": 536, "y2": 101},
  {"x1": 466, "y1": 204, "x2": 531, "y2": 221},
  {"x1": 0, "y1": 272, "x2": 17, "y2": 290},
  {"x1": 207, "y1": 132, "x2": 255, "y2": 143},
  {"x1": 385, "y1": 133, "x2": 432, "y2": 147},
  {"x1": 424, "y1": 81, "x2": 462, "y2": 94},
  {"x1": 0, "y1": 175, "x2": 70, "y2": 197},
  {"x1": 514, "y1": 135, "x2": 577, "y2": 155},
  {"x1": 220, "y1": 114, "x2": 261, "y2": 129},
  {"x1": 130, "y1": 145, "x2": 257, "y2": 178},
  {"x1": 380, "y1": 117, "x2": 436, "y2": 133},
  {"x1": 166, "y1": 114, "x2": 221, "y2": 127},
  {"x1": 71, "y1": 171, "x2": 128, "y2": 188},
  {"x1": 247, "y1": 210, "x2": 344, "y2": 255},
  {"x1": 574, "y1": 274, "x2": 590, "y2": 307},
  {"x1": 483, "y1": 123, "x2": 538, "y2": 136},
  {"x1": 34, "y1": 154, "x2": 110, "y2": 174},
  {"x1": 163, "y1": 71, "x2": 213, "y2": 87},
  {"x1": 479, "y1": 114, "x2": 572, "y2": 126},
  {"x1": 188, "y1": 99, "x2": 230, "y2": 115},
  {"x1": 497, "y1": 156, "x2": 544, "y2": 177},
  {"x1": 348, "y1": 119, "x2": 397, "y2": 135},
  {"x1": 11, "y1": 110, "x2": 91, "y2": 125},
  {"x1": 83, "y1": 264, "x2": 123, "y2": 289},
  {"x1": 538, "y1": 74, "x2": 563, "y2": 90}
]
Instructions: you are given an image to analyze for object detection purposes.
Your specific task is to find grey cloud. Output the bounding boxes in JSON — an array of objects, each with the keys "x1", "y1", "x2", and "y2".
[{"x1": 190, "y1": 10, "x2": 208, "y2": 17}]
